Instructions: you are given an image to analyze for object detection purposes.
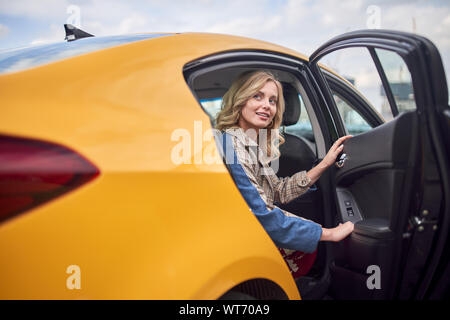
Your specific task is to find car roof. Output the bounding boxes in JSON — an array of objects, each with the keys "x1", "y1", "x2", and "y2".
[
  {"x1": 0, "y1": 33, "x2": 173, "y2": 74},
  {"x1": 0, "y1": 32, "x2": 313, "y2": 75}
]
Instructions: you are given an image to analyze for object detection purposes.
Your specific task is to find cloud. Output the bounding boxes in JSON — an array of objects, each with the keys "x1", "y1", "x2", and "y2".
[
  {"x1": 207, "y1": 15, "x2": 282, "y2": 37},
  {"x1": 0, "y1": 24, "x2": 9, "y2": 38},
  {"x1": 117, "y1": 13, "x2": 149, "y2": 34},
  {"x1": 30, "y1": 23, "x2": 64, "y2": 46},
  {"x1": 0, "y1": 0, "x2": 70, "y2": 20}
]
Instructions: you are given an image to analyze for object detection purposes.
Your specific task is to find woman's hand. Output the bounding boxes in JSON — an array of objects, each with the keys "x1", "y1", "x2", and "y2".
[
  {"x1": 320, "y1": 221, "x2": 354, "y2": 242},
  {"x1": 321, "y1": 135, "x2": 352, "y2": 168},
  {"x1": 306, "y1": 135, "x2": 352, "y2": 186}
]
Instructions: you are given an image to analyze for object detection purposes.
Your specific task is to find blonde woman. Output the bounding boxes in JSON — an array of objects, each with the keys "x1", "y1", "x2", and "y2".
[{"x1": 215, "y1": 70, "x2": 354, "y2": 280}]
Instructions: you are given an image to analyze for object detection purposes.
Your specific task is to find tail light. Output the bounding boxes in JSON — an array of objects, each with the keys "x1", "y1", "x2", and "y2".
[{"x1": 0, "y1": 134, "x2": 100, "y2": 223}]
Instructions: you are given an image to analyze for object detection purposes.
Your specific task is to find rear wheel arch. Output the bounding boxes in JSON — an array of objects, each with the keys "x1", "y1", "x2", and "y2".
[{"x1": 218, "y1": 278, "x2": 289, "y2": 300}]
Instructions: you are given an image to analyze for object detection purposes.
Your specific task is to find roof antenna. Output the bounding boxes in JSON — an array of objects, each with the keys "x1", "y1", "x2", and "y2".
[{"x1": 64, "y1": 24, "x2": 94, "y2": 42}]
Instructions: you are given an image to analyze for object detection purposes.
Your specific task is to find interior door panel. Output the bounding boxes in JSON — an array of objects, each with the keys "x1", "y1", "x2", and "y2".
[
  {"x1": 336, "y1": 111, "x2": 418, "y2": 223},
  {"x1": 330, "y1": 111, "x2": 420, "y2": 299},
  {"x1": 336, "y1": 112, "x2": 418, "y2": 184}
]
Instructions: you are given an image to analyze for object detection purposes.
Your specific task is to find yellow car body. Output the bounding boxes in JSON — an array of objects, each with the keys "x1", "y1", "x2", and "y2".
[{"x1": 0, "y1": 33, "x2": 310, "y2": 299}]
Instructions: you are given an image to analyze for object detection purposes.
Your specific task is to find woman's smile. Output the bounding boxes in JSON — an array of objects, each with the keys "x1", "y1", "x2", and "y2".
[{"x1": 256, "y1": 111, "x2": 270, "y2": 119}]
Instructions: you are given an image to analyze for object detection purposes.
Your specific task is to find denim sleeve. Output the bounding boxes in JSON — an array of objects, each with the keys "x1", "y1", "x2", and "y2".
[{"x1": 218, "y1": 132, "x2": 322, "y2": 253}]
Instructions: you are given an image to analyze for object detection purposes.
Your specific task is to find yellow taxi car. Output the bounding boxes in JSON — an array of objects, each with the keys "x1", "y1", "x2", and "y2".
[{"x1": 0, "y1": 26, "x2": 449, "y2": 300}]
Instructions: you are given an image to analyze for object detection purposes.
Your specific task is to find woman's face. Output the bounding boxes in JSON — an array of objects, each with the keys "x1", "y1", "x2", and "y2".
[{"x1": 238, "y1": 80, "x2": 278, "y2": 133}]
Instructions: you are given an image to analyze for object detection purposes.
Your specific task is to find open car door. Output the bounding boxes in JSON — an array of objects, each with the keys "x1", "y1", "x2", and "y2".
[{"x1": 309, "y1": 30, "x2": 450, "y2": 299}]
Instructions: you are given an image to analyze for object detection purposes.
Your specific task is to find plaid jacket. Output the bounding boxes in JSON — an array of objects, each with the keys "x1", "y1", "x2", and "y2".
[
  {"x1": 221, "y1": 128, "x2": 323, "y2": 278},
  {"x1": 220, "y1": 128, "x2": 322, "y2": 253},
  {"x1": 227, "y1": 127, "x2": 312, "y2": 215}
]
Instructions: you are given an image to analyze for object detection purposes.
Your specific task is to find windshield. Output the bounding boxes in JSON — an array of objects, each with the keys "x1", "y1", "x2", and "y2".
[{"x1": 0, "y1": 34, "x2": 171, "y2": 74}]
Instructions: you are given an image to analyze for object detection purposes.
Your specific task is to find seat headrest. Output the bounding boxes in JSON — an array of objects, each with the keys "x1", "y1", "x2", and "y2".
[{"x1": 281, "y1": 82, "x2": 301, "y2": 126}]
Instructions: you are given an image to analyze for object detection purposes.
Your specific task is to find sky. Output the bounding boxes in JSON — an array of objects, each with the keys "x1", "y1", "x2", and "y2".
[{"x1": 0, "y1": 0, "x2": 449, "y2": 109}]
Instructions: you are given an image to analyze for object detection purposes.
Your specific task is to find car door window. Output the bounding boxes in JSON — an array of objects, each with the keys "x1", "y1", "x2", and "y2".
[
  {"x1": 318, "y1": 47, "x2": 417, "y2": 124},
  {"x1": 320, "y1": 47, "x2": 416, "y2": 127},
  {"x1": 331, "y1": 91, "x2": 372, "y2": 136},
  {"x1": 375, "y1": 48, "x2": 417, "y2": 114}
]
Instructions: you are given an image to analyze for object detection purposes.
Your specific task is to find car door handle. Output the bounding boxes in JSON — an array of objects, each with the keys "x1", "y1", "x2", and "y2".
[{"x1": 335, "y1": 153, "x2": 347, "y2": 168}]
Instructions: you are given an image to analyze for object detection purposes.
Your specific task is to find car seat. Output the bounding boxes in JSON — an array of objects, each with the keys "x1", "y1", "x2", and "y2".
[
  {"x1": 278, "y1": 82, "x2": 316, "y2": 178},
  {"x1": 276, "y1": 83, "x2": 322, "y2": 225}
]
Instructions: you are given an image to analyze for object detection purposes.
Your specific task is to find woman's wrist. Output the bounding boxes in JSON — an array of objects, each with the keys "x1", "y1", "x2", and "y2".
[
  {"x1": 320, "y1": 227, "x2": 332, "y2": 241},
  {"x1": 306, "y1": 160, "x2": 328, "y2": 185},
  {"x1": 318, "y1": 159, "x2": 331, "y2": 170}
]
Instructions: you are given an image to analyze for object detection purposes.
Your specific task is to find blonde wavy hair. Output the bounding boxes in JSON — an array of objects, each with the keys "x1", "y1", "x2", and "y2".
[{"x1": 215, "y1": 70, "x2": 285, "y2": 160}]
